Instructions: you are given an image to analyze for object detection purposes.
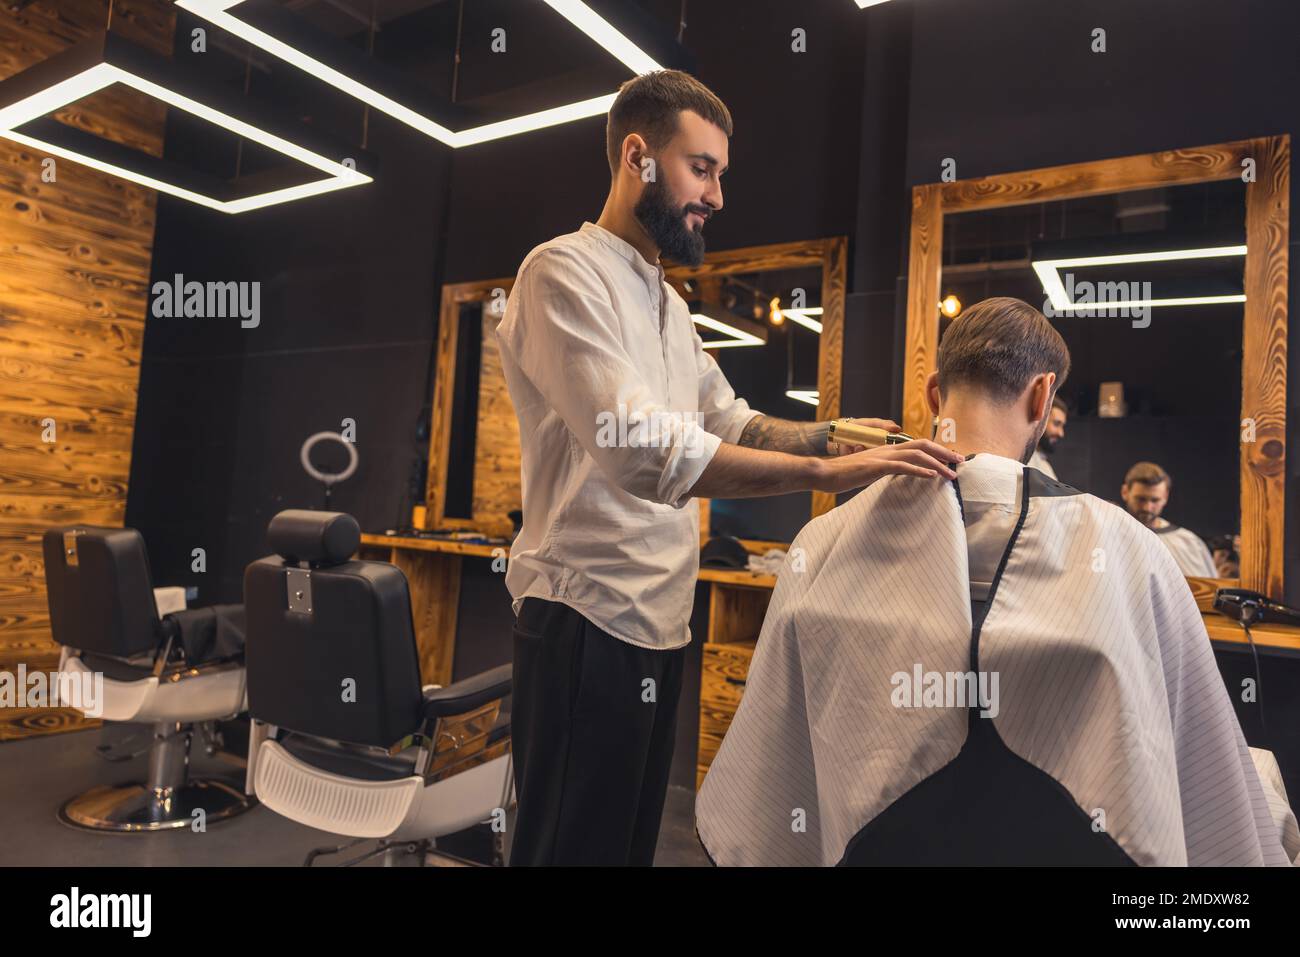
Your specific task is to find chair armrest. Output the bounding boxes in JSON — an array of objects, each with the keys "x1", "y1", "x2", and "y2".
[
  {"x1": 162, "y1": 604, "x2": 246, "y2": 664},
  {"x1": 421, "y1": 663, "x2": 512, "y2": 720}
]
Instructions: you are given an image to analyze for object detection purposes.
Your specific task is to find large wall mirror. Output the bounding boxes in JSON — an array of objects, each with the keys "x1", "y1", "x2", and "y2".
[
  {"x1": 903, "y1": 137, "x2": 1289, "y2": 604},
  {"x1": 425, "y1": 237, "x2": 847, "y2": 545}
]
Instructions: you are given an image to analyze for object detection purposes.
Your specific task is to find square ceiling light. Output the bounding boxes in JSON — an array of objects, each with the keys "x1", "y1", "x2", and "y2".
[
  {"x1": 0, "y1": 31, "x2": 371, "y2": 213},
  {"x1": 177, "y1": 0, "x2": 682, "y2": 147}
]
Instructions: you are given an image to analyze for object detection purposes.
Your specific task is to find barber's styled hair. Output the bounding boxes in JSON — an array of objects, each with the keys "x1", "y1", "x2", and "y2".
[
  {"x1": 606, "y1": 70, "x2": 733, "y2": 175},
  {"x1": 936, "y1": 297, "x2": 1071, "y2": 403},
  {"x1": 1052, "y1": 395, "x2": 1069, "y2": 414},
  {"x1": 1124, "y1": 461, "x2": 1172, "y2": 490}
]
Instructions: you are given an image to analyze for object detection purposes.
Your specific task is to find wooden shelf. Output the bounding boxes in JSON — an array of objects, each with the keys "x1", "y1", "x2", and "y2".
[
  {"x1": 359, "y1": 533, "x2": 507, "y2": 559},
  {"x1": 1204, "y1": 614, "x2": 1300, "y2": 653},
  {"x1": 697, "y1": 567, "x2": 777, "y2": 588},
  {"x1": 366, "y1": 535, "x2": 784, "y2": 587}
]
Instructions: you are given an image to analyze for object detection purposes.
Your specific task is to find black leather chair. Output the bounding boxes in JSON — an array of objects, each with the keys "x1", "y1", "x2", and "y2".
[
  {"x1": 243, "y1": 509, "x2": 514, "y2": 866},
  {"x1": 42, "y1": 526, "x2": 254, "y2": 831}
]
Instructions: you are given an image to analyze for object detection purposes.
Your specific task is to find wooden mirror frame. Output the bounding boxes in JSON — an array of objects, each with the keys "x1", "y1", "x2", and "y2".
[
  {"x1": 901, "y1": 136, "x2": 1289, "y2": 603},
  {"x1": 424, "y1": 236, "x2": 848, "y2": 537}
]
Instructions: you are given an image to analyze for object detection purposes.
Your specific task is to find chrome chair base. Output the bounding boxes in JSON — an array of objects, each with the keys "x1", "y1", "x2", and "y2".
[{"x1": 57, "y1": 779, "x2": 255, "y2": 832}]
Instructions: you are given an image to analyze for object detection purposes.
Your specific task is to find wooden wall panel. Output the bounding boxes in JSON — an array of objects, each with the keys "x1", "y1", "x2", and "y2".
[
  {"x1": 0, "y1": 1, "x2": 173, "y2": 740},
  {"x1": 1239, "y1": 134, "x2": 1289, "y2": 599}
]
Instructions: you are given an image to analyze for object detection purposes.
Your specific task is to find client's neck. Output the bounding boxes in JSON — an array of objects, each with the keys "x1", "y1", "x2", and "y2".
[{"x1": 935, "y1": 394, "x2": 1030, "y2": 462}]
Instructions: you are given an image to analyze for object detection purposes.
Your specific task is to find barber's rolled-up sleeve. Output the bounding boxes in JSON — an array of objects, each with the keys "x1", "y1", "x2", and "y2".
[
  {"x1": 498, "y1": 246, "x2": 721, "y2": 508},
  {"x1": 693, "y1": 327, "x2": 761, "y2": 444}
]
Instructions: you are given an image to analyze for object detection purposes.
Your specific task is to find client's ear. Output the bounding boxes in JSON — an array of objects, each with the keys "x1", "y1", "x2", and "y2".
[
  {"x1": 1026, "y1": 372, "x2": 1056, "y2": 423},
  {"x1": 925, "y1": 372, "x2": 941, "y2": 416}
]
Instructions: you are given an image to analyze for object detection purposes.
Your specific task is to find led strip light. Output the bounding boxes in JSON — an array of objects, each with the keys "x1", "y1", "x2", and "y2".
[
  {"x1": 692, "y1": 313, "x2": 765, "y2": 349},
  {"x1": 1032, "y1": 245, "x2": 1248, "y2": 312},
  {"x1": 0, "y1": 33, "x2": 370, "y2": 213},
  {"x1": 780, "y1": 306, "x2": 824, "y2": 333},
  {"x1": 177, "y1": 0, "x2": 667, "y2": 148}
]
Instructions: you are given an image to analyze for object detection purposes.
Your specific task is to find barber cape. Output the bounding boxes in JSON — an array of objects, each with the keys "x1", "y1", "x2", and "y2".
[
  {"x1": 1027, "y1": 448, "x2": 1057, "y2": 479},
  {"x1": 696, "y1": 456, "x2": 1290, "y2": 866},
  {"x1": 1152, "y1": 521, "x2": 1219, "y2": 578}
]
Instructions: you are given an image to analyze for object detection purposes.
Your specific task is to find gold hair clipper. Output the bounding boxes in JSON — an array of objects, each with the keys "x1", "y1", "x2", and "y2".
[{"x1": 827, "y1": 420, "x2": 915, "y2": 453}]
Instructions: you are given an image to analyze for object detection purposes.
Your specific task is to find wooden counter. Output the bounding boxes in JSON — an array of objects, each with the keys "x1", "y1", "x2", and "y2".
[{"x1": 361, "y1": 533, "x2": 506, "y2": 558}]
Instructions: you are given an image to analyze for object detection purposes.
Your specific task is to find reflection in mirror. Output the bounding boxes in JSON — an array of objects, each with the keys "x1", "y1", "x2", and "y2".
[
  {"x1": 671, "y1": 264, "x2": 824, "y2": 543},
  {"x1": 940, "y1": 179, "x2": 1245, "y2": 578}
]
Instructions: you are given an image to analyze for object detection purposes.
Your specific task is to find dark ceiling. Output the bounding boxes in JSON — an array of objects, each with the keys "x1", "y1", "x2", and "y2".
[{"x1": 201, "y1": 0, "x2": 685, "y2": 117}]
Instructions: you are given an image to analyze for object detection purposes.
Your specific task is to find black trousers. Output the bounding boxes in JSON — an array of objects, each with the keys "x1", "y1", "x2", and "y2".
[{"x1": 509, "y1": 597, "x2": 686, "y2": 866}]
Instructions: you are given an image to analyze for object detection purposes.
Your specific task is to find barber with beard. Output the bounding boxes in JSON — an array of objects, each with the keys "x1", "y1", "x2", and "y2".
[{"x1": 494, "y1": 70, "x2": 963, "y2": 866}]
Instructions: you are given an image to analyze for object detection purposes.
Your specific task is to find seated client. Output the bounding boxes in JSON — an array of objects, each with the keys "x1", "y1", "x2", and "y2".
[{"x1": 696, "y1": 296, "x2": 1289, "y2": 867}]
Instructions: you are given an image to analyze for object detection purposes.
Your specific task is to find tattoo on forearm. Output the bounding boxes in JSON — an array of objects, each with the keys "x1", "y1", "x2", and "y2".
[{"x1": 737, "y1": 415, "x2": 831, "y2": 456}]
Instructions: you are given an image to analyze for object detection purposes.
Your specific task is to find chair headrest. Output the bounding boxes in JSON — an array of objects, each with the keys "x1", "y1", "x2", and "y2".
[{"x1": 267, "y1": 510, "x2": 360, "y2": 566}]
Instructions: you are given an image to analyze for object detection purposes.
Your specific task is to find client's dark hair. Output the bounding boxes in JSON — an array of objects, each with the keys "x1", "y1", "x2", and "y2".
[
  {"x1": 606, "y1": 70, "x2": 733, "y2": 175},
  {"x1": 936, "y1": 297, "x2": 1071, "y2": 403}
]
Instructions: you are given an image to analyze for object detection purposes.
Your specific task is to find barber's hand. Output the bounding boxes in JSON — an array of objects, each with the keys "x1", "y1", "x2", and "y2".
[
  {"x1": 826, "y1": 417, "x2": 901, "y2": 455},
  {"x1": 812, "y1": 439, "x2": 962, "y2": 493}
]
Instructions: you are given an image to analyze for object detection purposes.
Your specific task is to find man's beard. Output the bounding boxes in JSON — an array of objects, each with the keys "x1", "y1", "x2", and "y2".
[
  {"x1": 1037, "y1": 431, "x2": 1058, "y2": 454},
  {"x1": 1127, "y1": 506, "x2": 1156, "y2": 527},
  {"x1": 634, "y1": 175, "x2": 708, "y2": 266}
]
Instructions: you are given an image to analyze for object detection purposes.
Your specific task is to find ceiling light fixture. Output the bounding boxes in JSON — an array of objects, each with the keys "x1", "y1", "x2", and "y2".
[
  {"x1": 178, "y1": 0, "x2": 678, "y2": 147},
  {"x1": 0, "y1": 31, "x2": 370, "y2": 213},
  {"x1": 1032, "y1": 245, "x2": 1247, "y2": 312}
]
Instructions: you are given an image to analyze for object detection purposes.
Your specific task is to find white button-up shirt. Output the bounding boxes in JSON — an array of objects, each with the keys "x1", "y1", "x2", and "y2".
[{"x1": 495, "y1": 221, "x2": 760, "y2": 649}]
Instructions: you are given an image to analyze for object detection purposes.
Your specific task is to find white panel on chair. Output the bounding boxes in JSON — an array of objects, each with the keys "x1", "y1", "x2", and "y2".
[
  {"x1": 153, "y1": 586, "x2": 187, "y2": 616},
  {"x1": 254, "y1": 741, "x2": 420, "y2": 839},
  {"x1": 392, "y1": 754, "x2": 514, "y2": 842},
  {"x1": 59, "y1": 654, "x2": 156, "y2": 722},
  {"x1": 146, "y1": 667, "x2": 246, "y2": 723}
]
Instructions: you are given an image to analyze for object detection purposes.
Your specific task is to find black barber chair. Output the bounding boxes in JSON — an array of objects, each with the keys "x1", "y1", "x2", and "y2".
[
  {"x1": 243, "y1": 510, "x2": 514, "y2": 867},
  {"x1": 42, "y1": 526, "x2": 254, "y2": 831}
]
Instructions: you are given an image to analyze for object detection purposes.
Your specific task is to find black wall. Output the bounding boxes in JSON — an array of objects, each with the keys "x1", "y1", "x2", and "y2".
[{"x1": 128, "y1": 11, "x2": 456, "y2": 603}]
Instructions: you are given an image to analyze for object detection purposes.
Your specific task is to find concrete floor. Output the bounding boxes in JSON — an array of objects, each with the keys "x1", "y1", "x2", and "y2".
[{"x1": 0, "y1": 724, "x2": 709, "y2": 867}]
